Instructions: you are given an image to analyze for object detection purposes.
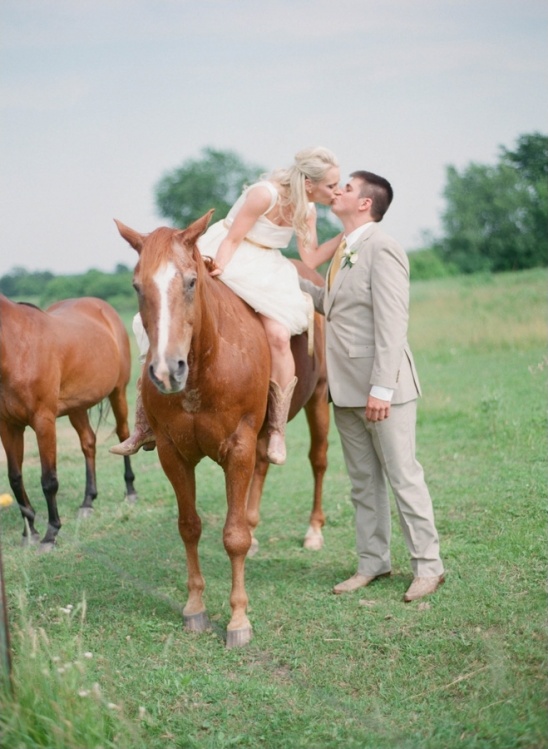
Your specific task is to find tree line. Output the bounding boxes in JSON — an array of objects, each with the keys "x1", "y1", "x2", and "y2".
[
  {"x1": 0, "y1": 265, "x2": 137, "y2": 310},
  {"x1": 1, "y1": 132, "x2": 545, "y2": 305}
]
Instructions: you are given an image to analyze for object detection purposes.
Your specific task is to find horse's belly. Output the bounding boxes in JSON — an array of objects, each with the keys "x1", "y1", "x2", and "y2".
[{"x1": 56, "y1": 350, "x2": 122, "y2": 412}]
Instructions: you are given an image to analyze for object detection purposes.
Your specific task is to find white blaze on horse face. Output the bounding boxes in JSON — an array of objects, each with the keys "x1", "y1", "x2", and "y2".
[{"x1": 153, "y1": 262, "x2": 180, "y2": 382}]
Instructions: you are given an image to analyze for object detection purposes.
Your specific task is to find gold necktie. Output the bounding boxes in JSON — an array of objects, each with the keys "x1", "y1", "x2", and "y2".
[{"x1": 328, "y1": 239, "x2": 347, "y2": 290}]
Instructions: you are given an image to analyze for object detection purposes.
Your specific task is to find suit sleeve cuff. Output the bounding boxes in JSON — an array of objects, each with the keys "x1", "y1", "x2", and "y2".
[{"x1": 370, "y1": 385, "x2": 394, "y2": 402}]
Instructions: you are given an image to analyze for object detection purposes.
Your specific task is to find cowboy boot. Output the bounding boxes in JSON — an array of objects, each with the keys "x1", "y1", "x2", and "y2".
[
  {"x1": 109, "y1": 378, "x2": 156, "y2": 456},
  {"x1": 266, "y1": 376, "x2": 298, "y2": 465}
]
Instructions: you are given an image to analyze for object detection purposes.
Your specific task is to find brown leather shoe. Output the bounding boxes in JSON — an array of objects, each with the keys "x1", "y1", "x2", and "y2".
[
  {"x1": 333, "y1": 571, "x2": 391, "y2": 595},
  {"x1": 403, "y1": 575, "x2": 445, "y2": 602}
]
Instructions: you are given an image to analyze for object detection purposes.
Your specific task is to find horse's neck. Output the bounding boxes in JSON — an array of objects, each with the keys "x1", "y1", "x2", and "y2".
[{"x1": 191, "y1": 276, "x2": 222, "y2": 363}]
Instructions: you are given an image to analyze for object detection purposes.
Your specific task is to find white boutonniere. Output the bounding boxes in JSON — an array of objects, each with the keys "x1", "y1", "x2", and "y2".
[{"x1": 341, "y1": 245, "x2": 358, "y2": 270}]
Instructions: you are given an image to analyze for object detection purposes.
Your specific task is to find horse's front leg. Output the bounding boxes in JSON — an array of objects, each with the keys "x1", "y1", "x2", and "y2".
[
  {"x1": 302, "y1": 391, "x2": 329, "y2": 551},
  {"x1": 0, "y1": 422, "x2": 40, "y2": 543},
  {"x1": 222, "y1": 431, "x2": 257, "y2": 648},
  {"x1": 68, "y1": 409, "x2": 97, "y2": 518},
  {"x1": 157, "y1": 444, "x2": 209, "y2": 632}
]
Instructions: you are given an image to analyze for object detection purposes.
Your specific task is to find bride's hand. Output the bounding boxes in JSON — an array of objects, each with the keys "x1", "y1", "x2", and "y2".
[
  {"x1": 209, "y1": 261, "x2": 224, "y2": 277},
  {"x1": 202, "y1": 256, "x2": 224, "y2": 277}
]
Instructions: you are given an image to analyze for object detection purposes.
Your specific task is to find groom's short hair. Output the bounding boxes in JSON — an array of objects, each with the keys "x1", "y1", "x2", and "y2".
[{"x1": 351, "y1": 171, "x2": 393, "y2": 221}]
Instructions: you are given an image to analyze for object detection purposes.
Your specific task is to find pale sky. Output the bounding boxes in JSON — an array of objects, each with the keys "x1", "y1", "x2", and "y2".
[{"x1": 1, "y1": 0, "x2": 547, "y2": 277}]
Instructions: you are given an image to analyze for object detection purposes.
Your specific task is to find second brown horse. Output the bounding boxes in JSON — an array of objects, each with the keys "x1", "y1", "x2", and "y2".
[
  {"x1": 0, "y1": 295, "x2": 137, "y2": 548},
  {"x1": 116, "y1": 212, "x2": 329, "y2": 648}
]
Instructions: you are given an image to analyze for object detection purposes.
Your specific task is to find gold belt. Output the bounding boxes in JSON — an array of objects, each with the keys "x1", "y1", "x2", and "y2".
[
  {"x1": 223, "y1": 220, "x2": 272, "y2": 250},
  {"x1": 246, "y1": 237, "x2": 273, "y2": 250}
]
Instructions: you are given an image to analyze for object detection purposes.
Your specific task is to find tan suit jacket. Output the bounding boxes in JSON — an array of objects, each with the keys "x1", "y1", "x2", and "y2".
[{"x1": 304, "y1": 223, "x2": 421, "y2": 405}]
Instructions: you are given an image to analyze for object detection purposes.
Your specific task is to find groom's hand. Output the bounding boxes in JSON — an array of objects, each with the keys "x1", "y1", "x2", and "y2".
[{"x1": 365, "y1": 396, "x2": 391, "y2": 422}]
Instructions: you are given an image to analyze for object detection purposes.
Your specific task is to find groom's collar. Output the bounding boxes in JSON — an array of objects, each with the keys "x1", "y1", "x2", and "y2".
[{"x1": 345, "y1": 221, "x2": 375, "y2": 247}]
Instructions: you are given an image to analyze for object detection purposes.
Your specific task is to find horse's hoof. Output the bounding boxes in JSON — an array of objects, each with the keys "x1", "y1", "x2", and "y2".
[
  {"x1": 37, "y1": 541, "x2": 55, "y2": 553},
  {"x1": 247, "y1": 536, "x2": 259, "y2": 558},
  {"x1": 226, "y1": 627, "x2": 253, "y2": 649},
  {"x1": 125, "y1": 492, "x2": 138, "y2": 505},
  {"x1": 183, "y1": 611, "x2": 211, "y2": 633},
  {"x1": 303, "y1": 529, "x2": 324, "y2": 551},
  {"x1": 78, "y1": 507, "x2": 94, "y2": 519},
  {"x1": 21, "y1": 533, "x2": 40, "y2": 547}
]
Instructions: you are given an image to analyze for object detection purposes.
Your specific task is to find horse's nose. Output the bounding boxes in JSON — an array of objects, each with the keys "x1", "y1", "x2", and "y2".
[
  {"x1": 167, "y1": 357, "x2": 187, "y2": 385},
  {"x1": 148, "y1": 357, "x2": 188, "y2": 393}
]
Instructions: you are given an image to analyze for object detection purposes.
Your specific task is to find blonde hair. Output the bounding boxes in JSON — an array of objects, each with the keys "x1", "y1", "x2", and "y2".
[{"x1": 268, "y1": 146, "x2": 339, "y2": 245}]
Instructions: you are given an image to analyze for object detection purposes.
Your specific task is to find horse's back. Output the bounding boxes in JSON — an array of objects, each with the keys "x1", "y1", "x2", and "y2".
[{"x1": 47, "y1": 298, "x2": 128, "y2": 354}]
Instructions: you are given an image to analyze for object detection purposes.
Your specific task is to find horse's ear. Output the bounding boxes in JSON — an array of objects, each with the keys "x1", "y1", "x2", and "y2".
[
  {"x1": 114, "y1": 219, "x2": 145, "y2": 253},
  {"x1": 180, "y1": 209, "x2": 215, "y2": 246}
]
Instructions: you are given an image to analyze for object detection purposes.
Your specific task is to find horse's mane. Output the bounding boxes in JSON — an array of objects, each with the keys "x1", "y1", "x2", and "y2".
[{"x1": 17, "y1": 301, "x2": 43, "y2": 311}]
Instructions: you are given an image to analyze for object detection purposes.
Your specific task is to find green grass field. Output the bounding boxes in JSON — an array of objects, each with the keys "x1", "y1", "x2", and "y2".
[{"x1": 0, "y1": 268, "x2": 546, "y2": 749}]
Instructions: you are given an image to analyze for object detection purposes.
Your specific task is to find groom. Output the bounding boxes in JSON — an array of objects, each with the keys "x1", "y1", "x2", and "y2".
[{"x1": 302, "y1": 171, "x2": 444, "y2": 602}]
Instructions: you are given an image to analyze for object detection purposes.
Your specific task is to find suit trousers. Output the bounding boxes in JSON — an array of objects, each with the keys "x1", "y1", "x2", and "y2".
[{"x1": 333, "y1": 399, "x2": 444, "y2": 578}]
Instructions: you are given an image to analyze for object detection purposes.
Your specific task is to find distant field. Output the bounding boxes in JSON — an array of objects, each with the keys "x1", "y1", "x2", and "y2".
[{"x1": 1, "y1": 268, "x2": 546, "y2": 749}]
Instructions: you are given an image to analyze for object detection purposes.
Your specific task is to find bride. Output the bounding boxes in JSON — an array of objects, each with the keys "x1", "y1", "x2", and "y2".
[{"x1": 111, "y1": 146, "x2": 340, "y2": 465}]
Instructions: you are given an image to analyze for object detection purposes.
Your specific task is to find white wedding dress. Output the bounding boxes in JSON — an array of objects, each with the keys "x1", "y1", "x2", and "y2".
[{"x1": 197, "y1": 181, "x2": 309, "y2": 336}]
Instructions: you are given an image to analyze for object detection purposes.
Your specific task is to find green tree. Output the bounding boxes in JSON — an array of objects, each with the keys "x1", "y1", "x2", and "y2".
[
  {"x1": 437, "y1": 132, "x2": 548, "y2": 273},
  {"x1": 155, "y1": 147, "x2": 264, "y2": 227},
  {"x1": 0, "y1": 268, "x2": 54, "y2": 298},
  {"x1": 39, "y1": 269, "x2": 135, "y2": 309}
]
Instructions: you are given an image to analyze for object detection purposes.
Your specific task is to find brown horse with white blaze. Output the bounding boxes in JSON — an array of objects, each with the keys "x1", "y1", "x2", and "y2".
[
  {"x1": 115, "y1": 212, "x2": 329, "y2": 648},
  {"x1": 0, "y1": 295, "x2": 137, "y2": 548}
]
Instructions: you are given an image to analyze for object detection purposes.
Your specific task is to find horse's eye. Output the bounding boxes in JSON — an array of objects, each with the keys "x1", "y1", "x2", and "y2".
[
  {"x1": 186, "y1": 275, "x2": 197, "y2": 292},
  {"x1": 132, "y1": 282, "x2": 141, "y2": 295}
]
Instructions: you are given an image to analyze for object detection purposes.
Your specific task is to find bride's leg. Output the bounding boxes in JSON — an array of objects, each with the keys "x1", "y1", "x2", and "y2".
[
  {"x1": 110, "y1": 313, "x2": 155, "y2": 456},
  {"x1": 259, "y1": 316, "x2": 297, "y2": 465},
  {"x1": 260, "y1": 316, "x2": 294, "y2": 387}
]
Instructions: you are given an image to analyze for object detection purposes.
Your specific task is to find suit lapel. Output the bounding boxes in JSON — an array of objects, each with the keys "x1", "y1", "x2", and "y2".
[{"x1": 325, "y1": 223, "x2": 378, "y2": 314}]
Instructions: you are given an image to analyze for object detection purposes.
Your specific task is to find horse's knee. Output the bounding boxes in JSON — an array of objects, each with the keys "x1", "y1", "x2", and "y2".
[
  {"x1": 246, "y1": 504, "x2": 260, "y2": 530},
  {"x1": 309, "y1": 451, "x2": 328, "y2": 475},
  {"x1": 178, "y1": 515, "x2": 202, "y2": 544},
  {"x1": 8, "y1": 471, "x2": 23, "y2": 493},
  {"x1": 223, "y1": 524, "x2": 251, "y2": 557},
  {"x1": 41, "y1": 472, "x2": 59, "y2": 498},
  {"x1": 80, "y1": 435, "x2": 96, "y2": 455}
]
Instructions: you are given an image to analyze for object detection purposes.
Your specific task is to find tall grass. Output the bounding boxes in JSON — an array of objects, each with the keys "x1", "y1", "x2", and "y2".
[{"x1": 0, "y1": 268, "x2": 546, "y2": 749}]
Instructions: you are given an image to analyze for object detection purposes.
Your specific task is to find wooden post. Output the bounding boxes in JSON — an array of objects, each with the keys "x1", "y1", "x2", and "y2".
[{"x1": 0, "y1": 529, "x2": 13, "y2": 695}]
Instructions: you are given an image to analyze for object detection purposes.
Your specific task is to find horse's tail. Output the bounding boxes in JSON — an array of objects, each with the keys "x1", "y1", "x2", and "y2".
[{"x1": 89, "y1": 398, "x2": 111, "y2": 432}]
